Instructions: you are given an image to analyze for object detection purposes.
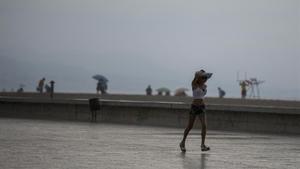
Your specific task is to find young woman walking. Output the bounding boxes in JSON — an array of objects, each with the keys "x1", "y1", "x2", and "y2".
[{"x1": 180, "y1": 70, "x2": 212, "y2": 152}]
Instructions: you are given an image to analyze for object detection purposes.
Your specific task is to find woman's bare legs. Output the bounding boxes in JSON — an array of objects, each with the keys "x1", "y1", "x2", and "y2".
[
  {"x1": 199, "y1": 114, "x2": 210, "y2": 151},
  {"x1": 180, "y1": 114, "x2": 196, "y2": 151}
]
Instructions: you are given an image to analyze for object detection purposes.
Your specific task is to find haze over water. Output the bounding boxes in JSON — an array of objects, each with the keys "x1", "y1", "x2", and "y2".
[{"x1": 0, "y1": 0, "x2": 299, "y2": 100}]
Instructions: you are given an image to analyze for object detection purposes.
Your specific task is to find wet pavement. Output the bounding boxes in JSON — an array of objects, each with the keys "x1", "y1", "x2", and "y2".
[{"x1": 0, "y1": 118, "x2": 299, "y2": 169}]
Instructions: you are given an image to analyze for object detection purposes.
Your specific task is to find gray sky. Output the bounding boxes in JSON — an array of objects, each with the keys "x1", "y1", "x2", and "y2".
[{"x1": 0, "y1": 0, "x2": 299, "y2": 100}]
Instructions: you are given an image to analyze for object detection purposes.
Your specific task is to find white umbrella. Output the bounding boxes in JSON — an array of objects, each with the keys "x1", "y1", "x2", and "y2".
[{"x1": 174, "y1": 88, "x2": 189, "y2": 96}]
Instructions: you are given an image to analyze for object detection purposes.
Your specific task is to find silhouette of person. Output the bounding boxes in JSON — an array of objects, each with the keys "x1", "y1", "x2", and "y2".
[
  {"x1": 180, "y1": 70, "x2": 212, "y2": 152},
  {"x1": 37, "y1": 78, "x2": 45, "y2": 93},
  {"x1": 240, "y1": 81, "x2": 248, "y2": 99},
  {"x1": 50, "y1": 80, "x2": 55, "y2": 98},
  {"x1": 146, "y1": 85, "x2": 152, "y2": 96},
  {"x1": 96, "y1": 82, "x2": 101, "y2": 94},
  {"x1": 96, "y1": 81, "x2": 107, "y2": 94},
  {"x1": 218, "y1": 87, "x2": 226, "y2": 98}
]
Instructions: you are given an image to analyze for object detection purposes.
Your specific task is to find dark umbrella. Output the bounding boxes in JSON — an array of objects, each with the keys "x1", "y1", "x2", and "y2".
[{"x1": 92, "y1": 74, "x2": 108, "y2": 83}]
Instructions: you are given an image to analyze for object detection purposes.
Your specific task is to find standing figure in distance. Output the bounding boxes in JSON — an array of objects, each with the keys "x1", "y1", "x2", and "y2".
[
  {"x1": 239, "y1": 81, "x2": 248, "y2": 99},
  {"x1": 37, "y1": 78, "x2": 45, "y2": 93},
  {"x1": 50, "y1": 80, "x2": 55, "y2": 99},
  {"x1": 146, "y1": 85, "x2": 152, "y2": 96},
  {"x1": 96, "y1": 80, "x2": 107, "y2": 94},
  {"x1": 218, "y1": 87, "x2": 226, "y2": 98}
]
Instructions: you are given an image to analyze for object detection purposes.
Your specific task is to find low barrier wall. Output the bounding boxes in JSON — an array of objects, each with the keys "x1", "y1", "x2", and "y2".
[{"x1": 0, "y1": 97, "x2": 300, "y2": 134}]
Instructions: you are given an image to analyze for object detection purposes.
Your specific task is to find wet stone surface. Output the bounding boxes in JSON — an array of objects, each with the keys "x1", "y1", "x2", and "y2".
[{"x1": 0, "y1": 118, "x2": 299, "y2": 169}]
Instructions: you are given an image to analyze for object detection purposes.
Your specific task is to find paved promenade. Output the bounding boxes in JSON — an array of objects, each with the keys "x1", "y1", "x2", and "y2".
[{"x1": 0, "y1": 118, "x2": 299, "y2": 169}]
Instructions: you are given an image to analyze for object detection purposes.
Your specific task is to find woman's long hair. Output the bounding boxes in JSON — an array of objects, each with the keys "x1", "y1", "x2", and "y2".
[
  {"x1": 192, "y1": 75, "x2": 200, "y2": 90},
  {"x1": 192, "y1": 70, "x2": 205, "y2": 90}
]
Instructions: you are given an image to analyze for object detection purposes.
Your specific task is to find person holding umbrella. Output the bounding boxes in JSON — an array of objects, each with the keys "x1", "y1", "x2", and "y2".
[
  {"x1": 179, "y1": 69, "x2": 212, "y2": 152},
  {"x1": 96, "y1": 81, "x2": 107, "y2": 94},
  {"x1": 93, "y1": 74, "x2": 108, "y2": 94}
]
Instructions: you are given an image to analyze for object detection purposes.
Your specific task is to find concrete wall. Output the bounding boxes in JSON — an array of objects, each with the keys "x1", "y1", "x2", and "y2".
[
  {"x1": 2, "y1": 92, "x2": 300, "y2": 108},
  {"x1": 0, "y1": 97, "x2": 300, "y2": 134}
]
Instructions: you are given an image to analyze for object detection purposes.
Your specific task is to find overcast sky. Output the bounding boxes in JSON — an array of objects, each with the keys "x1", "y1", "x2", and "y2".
[{"x1": 0, "y1": 0, "x2": 299, "y2": 100}]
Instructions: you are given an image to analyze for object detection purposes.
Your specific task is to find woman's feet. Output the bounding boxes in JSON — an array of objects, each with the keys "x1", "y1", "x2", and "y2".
[
  {"x1": 179, "y1": 142, "x2": 186, "y2": 152},
  {"x1": 201, "y1": 145, "x2": 210, "y2": 151},
  {"x1": 180, "y1": 142, "x2": 210, "y2": 152}
]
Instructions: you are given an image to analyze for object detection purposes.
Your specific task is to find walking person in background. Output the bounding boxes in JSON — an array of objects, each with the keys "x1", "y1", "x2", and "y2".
[
  {"x1": 180, "y1": 70, "x2": 212, "y2": 152},
  {"x1": 37, "y1": 78, "x2": 45, "y2": 93}
]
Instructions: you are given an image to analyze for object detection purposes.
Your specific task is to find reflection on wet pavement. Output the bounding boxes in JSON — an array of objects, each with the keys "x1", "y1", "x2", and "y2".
[{"x1": 0, "y1": 118, "x2": 299, "y2": 169}]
